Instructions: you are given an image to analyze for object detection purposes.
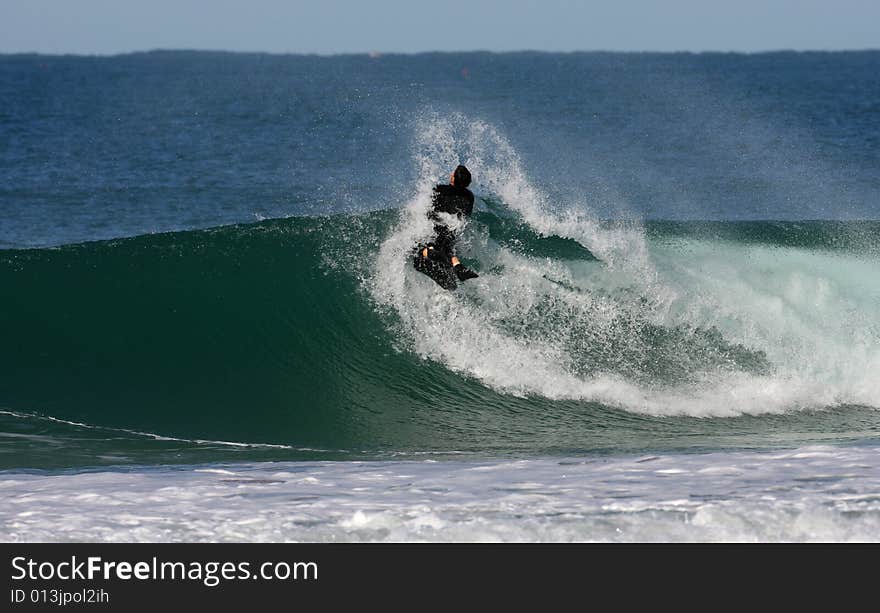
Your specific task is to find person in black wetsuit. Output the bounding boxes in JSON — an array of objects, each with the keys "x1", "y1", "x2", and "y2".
[{"x1": 413, "y1": 164, "x2": 479, "y2": 290}]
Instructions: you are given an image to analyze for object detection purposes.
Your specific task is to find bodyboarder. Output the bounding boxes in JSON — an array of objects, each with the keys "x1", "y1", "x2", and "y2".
[{"x1": 412, "y1": 164, "x2": 480, "y2": 290}]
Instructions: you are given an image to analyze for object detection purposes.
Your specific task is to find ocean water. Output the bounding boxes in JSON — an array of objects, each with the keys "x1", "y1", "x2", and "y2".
[{"x1": 1, "y1": 51, "x2": 878, "y2": 542}]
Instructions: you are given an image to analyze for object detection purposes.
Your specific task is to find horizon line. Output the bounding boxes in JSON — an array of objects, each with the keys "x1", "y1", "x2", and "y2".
[{"x1": 2, "y1": 47, "x2": 879, "y2": 59}]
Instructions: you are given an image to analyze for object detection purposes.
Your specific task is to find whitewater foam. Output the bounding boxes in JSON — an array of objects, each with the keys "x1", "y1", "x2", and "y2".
[
  {"x1": 370, "y1": 114, "x2": 880, "y2": 417},
  {"x1": 3, "y1": 445, "x2": 877, "y2": 542}
]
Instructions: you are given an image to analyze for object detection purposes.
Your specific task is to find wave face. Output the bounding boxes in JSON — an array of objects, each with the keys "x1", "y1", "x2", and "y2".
[{"x1": 2, "y1": 198, "x2": 879, "y2": 467}]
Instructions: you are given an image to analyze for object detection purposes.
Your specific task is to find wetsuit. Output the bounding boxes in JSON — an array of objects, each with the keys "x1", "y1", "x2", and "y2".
[
  {"x1": 413, "y1": 183, "x2": 476, "y2": 290},
  {"x1": 428, "y1": 183, "x2": 474, "y2": 261}
]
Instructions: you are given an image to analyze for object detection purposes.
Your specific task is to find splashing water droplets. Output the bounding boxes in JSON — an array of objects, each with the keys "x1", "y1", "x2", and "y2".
[{"x1": 368, "y1": 113, "x2": 880, "y2": 417}]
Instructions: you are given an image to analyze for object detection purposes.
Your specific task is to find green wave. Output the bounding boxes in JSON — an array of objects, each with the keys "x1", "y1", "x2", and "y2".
[{"x1": 1, "y1": 213, "x2": 878, "y2": 468}]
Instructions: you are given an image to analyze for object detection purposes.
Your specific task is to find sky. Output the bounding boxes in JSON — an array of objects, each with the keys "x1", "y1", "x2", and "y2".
[{"x1": 1, "y1": 0, "x2": 878, "y2": 56}]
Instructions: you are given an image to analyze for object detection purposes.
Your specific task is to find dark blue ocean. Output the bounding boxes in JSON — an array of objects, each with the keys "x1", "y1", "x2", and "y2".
[{"x1": 1, "y1": 51, "x2": 878, "y2": 542}]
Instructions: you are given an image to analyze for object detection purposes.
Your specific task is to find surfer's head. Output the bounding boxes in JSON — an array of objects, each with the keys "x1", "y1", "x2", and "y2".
[{"x1": 451, "y1": 165, "x2": 471, "y2": 188}]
